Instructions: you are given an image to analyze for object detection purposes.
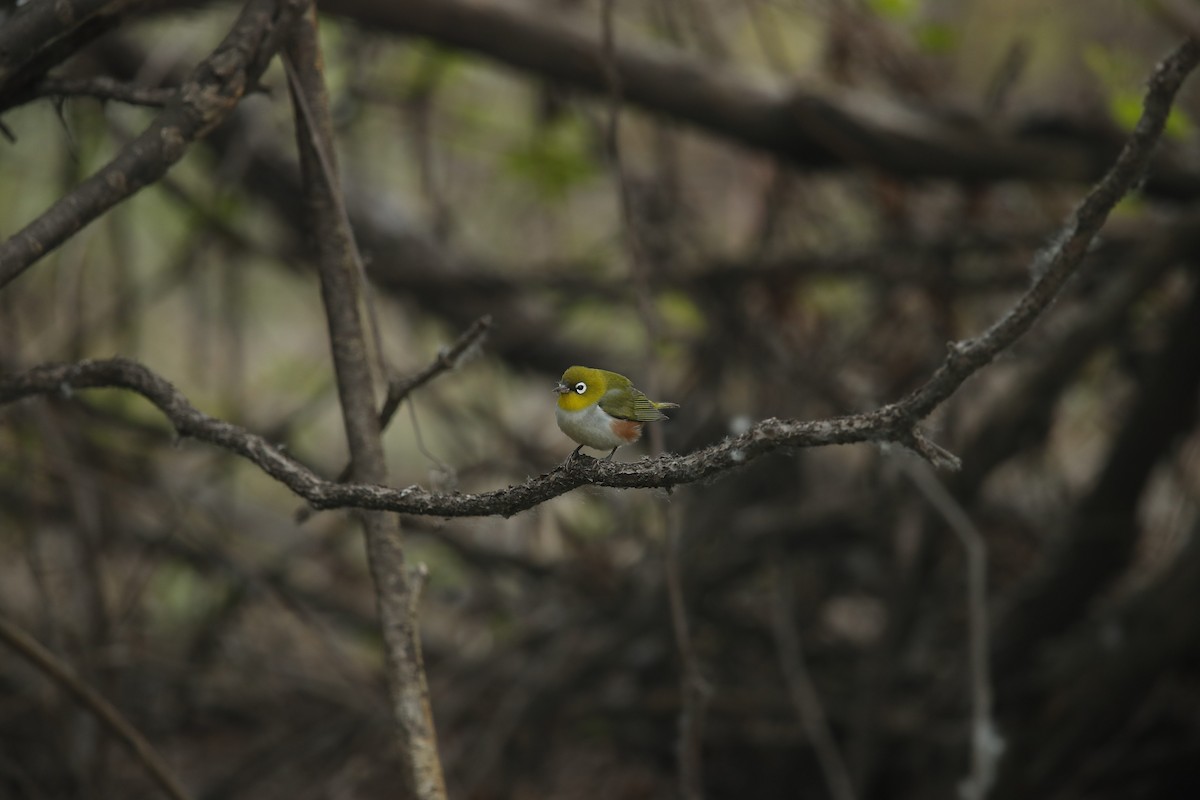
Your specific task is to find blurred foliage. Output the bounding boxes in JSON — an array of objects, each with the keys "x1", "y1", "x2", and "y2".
[
  {"x1": 503, "y1": 115, "x2": 600, "y2": 200},
  {"x1": 1085, "y1": 43, "x2": 1196, "y2": 135},
  {"x1": 2, "y1": 1, "x2": 1200, "y2": 799}
]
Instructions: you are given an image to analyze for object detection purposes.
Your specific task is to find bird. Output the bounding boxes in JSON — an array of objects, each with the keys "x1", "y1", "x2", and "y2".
[{"x1": 554, "y1": 366, "x2": 679, "y2": 460}]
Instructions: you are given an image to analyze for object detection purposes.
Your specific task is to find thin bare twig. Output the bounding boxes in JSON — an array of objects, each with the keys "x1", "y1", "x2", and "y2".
[
  {"x1": 770, "y1": 563, "x2": 857, "y2": 800},
  {"x1": 897, "y1": 456, "x2": 1000, "y2": 800},
  {"x1": 0, "y1": 615, "x2": 192, "y2": 800},
  {"x1": 665, "y1": 505, "x2": 710, "y2": 800},
  {"x1": 29, "y1": 76, "x2": 178, "y2": 107},
  {"x1": 380, "y1": 315, "x2": 492, "y2": 433}
]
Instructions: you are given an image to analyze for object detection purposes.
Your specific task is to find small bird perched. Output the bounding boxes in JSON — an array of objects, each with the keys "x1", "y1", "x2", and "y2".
[{"x1": 555, "y1": 366, "x2": 679, "y2": 460}]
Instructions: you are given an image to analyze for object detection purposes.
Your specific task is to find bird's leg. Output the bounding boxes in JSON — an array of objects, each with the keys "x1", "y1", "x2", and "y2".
[
  {"x1": 567, "y1": 444, "x2": 584, "y2": 463},
  {"x1": 604, "y1": 447, "x2": 618, "y2": 461}
]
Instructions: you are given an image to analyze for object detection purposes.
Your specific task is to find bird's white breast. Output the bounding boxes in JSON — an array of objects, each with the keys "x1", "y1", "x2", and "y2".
[{"x1": 556, "y1": 402, "x2": 630, "y2": 450}]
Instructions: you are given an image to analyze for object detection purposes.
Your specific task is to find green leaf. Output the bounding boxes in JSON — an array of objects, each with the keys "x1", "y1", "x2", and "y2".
[
  {"x1": 916, "y1": 22, "x2": 957, "y2": 54},
  {"x1": 1111, "y1": 92, "x2": 1143, "y2": 132},
  {"x1": 403, "y1": 43, "x2": 465, "y2": 96},
  {"x1": 657, "y1": 291, "x2": 706, "y2": 336},
  {"x1": 867, "y1": 0, "x2": 918, "y2": 19},
  {"x1": 503, "y1": 116, "x2": 599, "y2": 200},
  {"x1": 1165, "y1": 107, "x2": 1195, "y2": 140},
  {"x1": 1081, "y1": 44, "x2": 1188, "y2": 134}
]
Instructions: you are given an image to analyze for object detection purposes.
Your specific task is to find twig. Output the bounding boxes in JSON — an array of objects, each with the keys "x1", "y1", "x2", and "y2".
[
  {"x1": 665, "y1": 505, "x2": 710, "y2": 799},
  {"x1": 0, "y1": 0, "x2": 311, "y2": 288},
  {"x1": 0, "y1": 615, "x2": 193, "y2": 800},
  {"x1": 379, "y1": 315, "x2": 492, "y2": 434},
  {"x1": 770, "y1": 563, "x2": 857, "y2": 800},
  {"x1": 896, "y1": 456, "x2": 1000, "y2": 800},
  {"x1": 24, "y1": 76, "x2": 268, "y2": 110},
  {"x1": 599, "y1": 0, "x2": 623, "y2": 159},
  {"x1": 28, "y1": 76, "x2": 178, "y2": 107},
  {"x1": 295, "y1": 314, "x2": 491, "y2": 520},
  {"x1": 406, "y1": 398, "x2": 452, "y2": 480}
]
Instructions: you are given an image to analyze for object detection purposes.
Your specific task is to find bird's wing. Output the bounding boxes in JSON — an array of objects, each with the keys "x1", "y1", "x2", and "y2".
[{"x1": 600, "y1": 387, "x2": 670, "y2": 421}]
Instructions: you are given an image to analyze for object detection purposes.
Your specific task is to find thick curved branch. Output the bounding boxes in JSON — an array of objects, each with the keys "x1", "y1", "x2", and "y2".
[
  {"x1": 325, "y1": 0, "x2": 1200, "y2": 199},
  {"x1": 0, "y1": 0, "x2": 308, "y2": 289},
  {"x1": 0, "y1": 356, "x2": 901, "y2": 517},
  {"x1": 1, "y1": 42, "x2": 1194, "y2": 519}
]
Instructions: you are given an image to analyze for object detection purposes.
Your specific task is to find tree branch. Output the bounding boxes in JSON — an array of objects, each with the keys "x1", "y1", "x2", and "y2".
[
  {"x1": 0, "y1": 0, "x2": 308, "y2": 288},
  {"x1": 0, "y1": 614, "x2": 192, "y2": 800},
  {"x1": 283, "y1": 7, "x2": 447, "y2": 798},
  {"x1": 324, "y1": 0, "x2": 1200, "y2": 199},
  {"x1": 887, "y1": 37, "x2": 1200, "y2": 422},
  {"x1": 1, "y1": 356, "x2": 888, "y2": 517}
]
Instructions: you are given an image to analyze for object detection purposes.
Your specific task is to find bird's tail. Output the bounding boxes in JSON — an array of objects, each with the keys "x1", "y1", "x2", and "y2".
[{"x1": 653, "y1": 401, "x2": 680, "y2": 410}]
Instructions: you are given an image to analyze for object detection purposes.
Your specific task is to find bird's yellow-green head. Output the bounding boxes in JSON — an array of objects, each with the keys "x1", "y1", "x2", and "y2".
[{"x1": 555, "y1": 365, "x2": 610, "y2": 412}]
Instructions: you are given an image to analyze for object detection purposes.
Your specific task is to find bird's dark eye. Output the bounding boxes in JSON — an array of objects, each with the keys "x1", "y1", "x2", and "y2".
[{"x1": 574, "y1": 382, "x2": 587, "y2": 394}]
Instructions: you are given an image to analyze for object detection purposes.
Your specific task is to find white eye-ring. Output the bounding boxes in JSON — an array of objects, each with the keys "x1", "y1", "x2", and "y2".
[{"x1": 574, "y1": 382, "x2": 587, "y2": 394}]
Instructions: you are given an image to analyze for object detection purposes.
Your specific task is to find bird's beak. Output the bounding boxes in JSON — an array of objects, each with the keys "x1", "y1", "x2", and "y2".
[{"x1": 554, "y1": 382, "x2": 570, "y2": 394}]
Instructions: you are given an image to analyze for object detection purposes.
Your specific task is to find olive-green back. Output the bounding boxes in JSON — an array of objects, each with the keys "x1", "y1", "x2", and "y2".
[{"x1": 596, "y1": 369, "x2": 678, "y2": 421}]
